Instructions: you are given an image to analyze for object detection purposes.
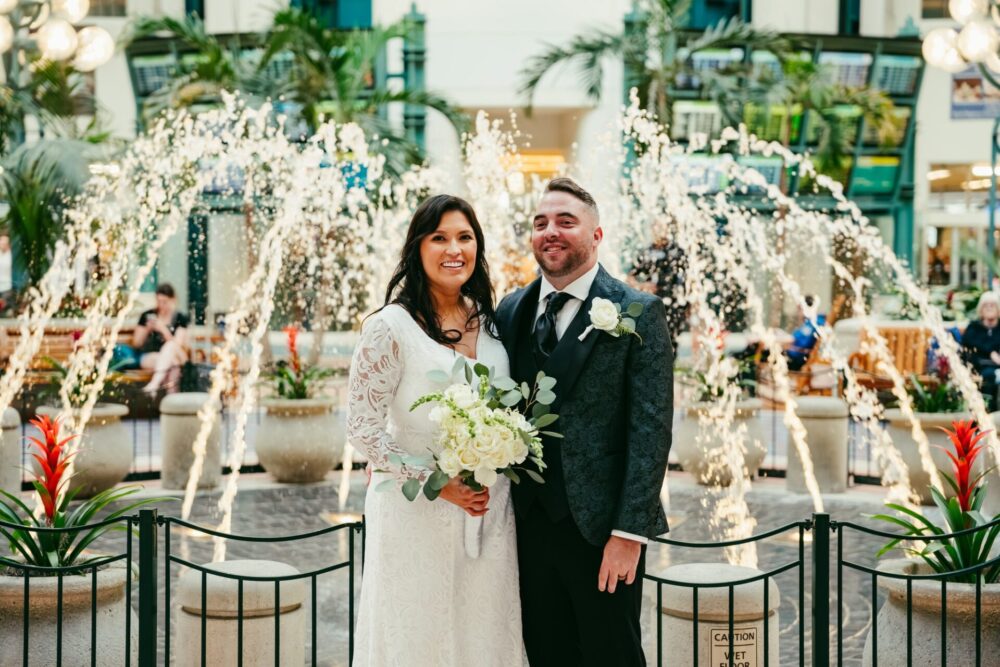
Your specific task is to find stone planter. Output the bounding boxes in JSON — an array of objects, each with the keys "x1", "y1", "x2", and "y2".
[
  {"x1": 883, "y1": 410, "x2": 1000, "y2": 505},
  {"x1": 1, "y1": 407, "x2": 21, "y2": 496},
  {"x1": 787, "y1": 396, "x2": 849, "y2": 494},
  {"x1": 659, "y1": 563, "x2": 780, "y2": 667},
  {"x1": 673, "y1": 399, "x2": 766, "y2": 485},
  {"x1": 255, "y1": 397, "x2": 343, "y2": 483},
  {"x1": 862, "y1": 558, "x2": 1000, "y2": 666},
  {"x1": 177, "y1": 559, "x2": 305, "y2": 666},
  {"x1": 0, "y1": 561, "x2": 138, "y2": 666},
  {"x1": 35, "y1": 404, "x2": 131, "y2": 498},
  {"x1": 160, "y1": 392, "x2": 222, "y2": 490}
]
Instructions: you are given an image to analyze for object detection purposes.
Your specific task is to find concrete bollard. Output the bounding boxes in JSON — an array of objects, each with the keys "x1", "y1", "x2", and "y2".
[
  {"x1": 160, "y1": 392, "x2": 221, "y2": 490},
  {"x1": 787, "y1": 396, "x2": 849, "y2": 494},
  {"x1": 0, "y1": 408, "x2": 20, "y2": 497},
  {"x1": 659, "y1": 563, "x2": 780, "y2": 667},
  {"x1": 176, "y1": 560, "x2": 306, "y2": 667}
]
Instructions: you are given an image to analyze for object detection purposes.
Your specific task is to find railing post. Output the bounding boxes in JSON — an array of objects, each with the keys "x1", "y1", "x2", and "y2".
[
  {"x1": 137, "y1": 509, "x2": 159, "y2": 665},
  {"x1": 812, "y1": 512, "x2": 831, "y2": 667}
]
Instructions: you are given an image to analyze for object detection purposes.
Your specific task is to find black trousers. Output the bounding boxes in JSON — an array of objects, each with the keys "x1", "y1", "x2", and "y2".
[{"x1": 516, "y1": 506, "x2": 646, "y2": 667}]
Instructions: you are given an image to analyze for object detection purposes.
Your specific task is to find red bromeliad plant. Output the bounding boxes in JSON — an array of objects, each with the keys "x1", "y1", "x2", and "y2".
[
  {"x1": 0, "y1": 415, "x2": 163, "y2": 571},
  {"x1": 262, "y1": 324, "x2": 337, "y2": 400},
  {"x1": 873, "y1": 419, "x2": 1000, "y2": 583}
]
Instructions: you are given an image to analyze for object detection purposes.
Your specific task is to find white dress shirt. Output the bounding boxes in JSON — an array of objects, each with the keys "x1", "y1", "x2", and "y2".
[{"x1": 534, "y1": 262, "x2": 648, "y2": 546}]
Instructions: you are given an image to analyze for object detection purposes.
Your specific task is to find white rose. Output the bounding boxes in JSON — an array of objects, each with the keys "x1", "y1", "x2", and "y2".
[
  {"x1": 427, "y1": 405, "x2": 447, "y2": 423},
  {"x1": 474, "y1": 466, "x2": 498, "y2": 487},
  {"x1": 589, "y1": 298, "x2": 620, "y2": 331},
  {"x1": 457, "y1": 445, "x2": 480, "y2": 470},
  {"x1": 438, "y1": 448, "x2": 462, "y2": 477},
  {"x1": 444, "y1": 384, "x2": 478, "y2": 409}
]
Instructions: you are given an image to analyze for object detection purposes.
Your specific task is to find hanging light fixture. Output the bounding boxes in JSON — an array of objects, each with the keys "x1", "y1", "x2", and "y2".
[
  {"x1": 0, "y1": 0, "x2": 18, "y2": 14},
  {"x1": 52, "y1": 0, "x2": 89, "y2": 24},
  {"x1": 958, "y1": 19, "x2": 1000, "y2": 62},
  {"x1": 923, "y1": 28, "x2": 968, "y2": 73},
  {"x1": 36, "y1": 17, "x2": 77, "y2": 61},
  {"x1": 72, "y1": 24, "x2": 113, "y2": 72},
  {"x1": 950, "y1": 0, "x2": 990, "y2": 24}
]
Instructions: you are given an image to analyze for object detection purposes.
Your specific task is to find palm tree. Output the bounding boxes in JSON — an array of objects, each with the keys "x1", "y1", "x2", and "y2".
[
  {"x1": 519, "y1": 0, "x2": 791, "y2": 124},
  {"x1": 125, "y1": 9, "x2": 466, "y2": 173}
]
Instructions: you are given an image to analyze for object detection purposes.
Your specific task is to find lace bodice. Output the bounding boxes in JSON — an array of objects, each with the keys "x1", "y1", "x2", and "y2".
[{"x1": 346, "y1": 304, "x2": 511, "y2": 483}]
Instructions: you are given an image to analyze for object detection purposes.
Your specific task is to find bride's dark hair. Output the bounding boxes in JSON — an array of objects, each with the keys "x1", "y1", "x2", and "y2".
[{"x1": 382, "y1": 194, "x2": 497, "y2": 345}]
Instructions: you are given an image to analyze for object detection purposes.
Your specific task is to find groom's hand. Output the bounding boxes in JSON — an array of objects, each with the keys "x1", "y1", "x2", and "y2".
[{"x1": 598, "y1": 535, "x2": 642, "y2": 593}]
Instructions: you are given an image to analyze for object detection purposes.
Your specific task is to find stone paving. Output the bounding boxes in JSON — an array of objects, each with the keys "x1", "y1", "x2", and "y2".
[{"x1": 78, "y1": 469, "x2": 910, "y2": 666}]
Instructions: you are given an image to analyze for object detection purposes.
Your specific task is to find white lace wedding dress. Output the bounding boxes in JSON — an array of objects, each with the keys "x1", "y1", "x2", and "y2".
[{"x1": 347, "y1": 304, "x2": 523, "y2": 667}]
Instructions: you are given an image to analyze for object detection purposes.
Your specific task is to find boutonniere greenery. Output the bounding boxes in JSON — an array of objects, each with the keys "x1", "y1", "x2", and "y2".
[{"x1": 578, "y1": 297, "x2": 644, "y2": 343}]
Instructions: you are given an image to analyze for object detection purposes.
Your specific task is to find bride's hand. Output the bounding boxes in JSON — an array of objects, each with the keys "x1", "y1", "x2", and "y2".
[{"x1": 439, "y1": 477, "x2": 490, "y2": 517}]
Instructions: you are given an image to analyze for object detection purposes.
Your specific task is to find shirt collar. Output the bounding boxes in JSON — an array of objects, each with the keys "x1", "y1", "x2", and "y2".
[{"x1": 538, "y1": 262, "x2": 600, "y2": 304}]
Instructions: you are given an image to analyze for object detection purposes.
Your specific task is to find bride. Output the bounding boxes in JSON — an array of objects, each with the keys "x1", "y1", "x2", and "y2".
[{"x1": 347, "y1": 195, "x2": 523, "y2": 665}]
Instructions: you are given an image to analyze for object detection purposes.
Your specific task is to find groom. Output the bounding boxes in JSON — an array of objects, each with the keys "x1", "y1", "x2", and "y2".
[{"x1": 497, "y1": 178, "x2": 673, "y2": 665}]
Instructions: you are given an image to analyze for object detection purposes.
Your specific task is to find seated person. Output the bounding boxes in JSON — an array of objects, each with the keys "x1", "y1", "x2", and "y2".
[
  {"x1": 132, "y1": 283, "x2": 189, "y2": 394},
  {"x1": 786, "y1": 295, "x2": 826, "y2": 371},
  {"x1": 960, "y1": 291, "x2": 1000, "y2": 407}
]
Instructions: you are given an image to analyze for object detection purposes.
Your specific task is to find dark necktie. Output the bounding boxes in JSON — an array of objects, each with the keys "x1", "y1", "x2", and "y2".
[{"x1": 533, "y1": 291, "x2": 574, "y2": 364}]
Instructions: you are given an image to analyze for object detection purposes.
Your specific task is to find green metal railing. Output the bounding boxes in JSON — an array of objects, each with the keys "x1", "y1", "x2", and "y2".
[{"x1": 2, "y1": 510, "x2": 996, "y2": 666}]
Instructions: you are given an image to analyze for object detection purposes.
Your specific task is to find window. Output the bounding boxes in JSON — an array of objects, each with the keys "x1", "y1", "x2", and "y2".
[
  {"x1": 839, "y1": 0, "x2": 861, "y2": 36},
  {"x1": 922, "y1": 0, "x2": 949, "y2": 18},
  {"x1": 685, "y1": 0, "x2": 749, "y2": 30},
  {"x1": 89, "y1": 0, "x2": 126, "y2": 17},
  {"x1": 290, "y1": 0, "x2": 372, "y2": 29}
]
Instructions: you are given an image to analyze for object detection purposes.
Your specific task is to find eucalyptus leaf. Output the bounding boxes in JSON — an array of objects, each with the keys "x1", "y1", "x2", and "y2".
[
  {"x1": 537, "y1": 389, "x2": 556, "y2": 405},
  {"x1": 428, "y1": 470, "x2": 450, "y2": 491},
  {"x1": 534, "y1": 413, "x2": 559, "y2": 428},
  {"x1": 537, "y1": 375, "x2": 557, "y2": 391},
  {"x1": 541, "y1": 430, "x2": 564, "y2": 438},
  {"x1": 401, "y1": 479, "x2": 421, "y2": 502},
  {"x1": 423, "y1": 482, "x2": 442, "y2": 501},
  {"x1": 532, "y1": 402, "x2": 549, "y2": 418},
  {"x1": 494, "y1": 377, "x2": 517, "y2": 391},
  {"x1": 387, "y1": 453, "x2": 404, "y2": 467},
  {"x1": 474, "y1": 363, "x2": 490, "y2": 378},
  {"x1": 525, "y1": 469, "x2": 546, "y2": 484},
  {"x1": 503, "y1": 468, "x2": 522, "y2": 484},
  {"x1": 614, "y1": 302, "x2": 622, "y2": 313},
  {"x1": 521, "y1": 381, "x2": 531, "y2": 398},
  {"x1": 620, "y1": 317, "x2": 636, "y2": 332},
  {"x1": 501, "y1": 390, "x2": 522, "y2": 407},
  {"x1": 427, "y1": 369, "x2": 451, "y2": 384},
  {"x1": 452, "y1": 357, "x2": 467, "y2": 378},
  {"x1": 626, "y1": 302, "x2": 644, "y2": 318},
  {"x1": 464, "y1": 364, "x2": 474, "y2": 383}
]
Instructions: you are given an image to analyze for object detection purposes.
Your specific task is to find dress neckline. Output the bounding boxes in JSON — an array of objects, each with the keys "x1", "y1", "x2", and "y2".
[{"x1": 391, "y1": 303, "x2": 483, "y2": 362}]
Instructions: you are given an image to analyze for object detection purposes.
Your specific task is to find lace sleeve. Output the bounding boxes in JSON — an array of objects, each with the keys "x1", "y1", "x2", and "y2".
[{"x1": 347, "y1": 315, "x2": 430, "y2": 483}]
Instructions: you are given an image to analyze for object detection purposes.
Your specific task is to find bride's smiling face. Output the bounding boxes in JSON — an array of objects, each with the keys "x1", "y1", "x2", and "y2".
[{"x1": 420, "y1": 210, "x2": 477, "y2": 293}]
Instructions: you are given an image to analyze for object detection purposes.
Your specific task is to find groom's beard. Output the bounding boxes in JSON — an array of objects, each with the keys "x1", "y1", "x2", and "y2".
[{"x1": 533, "y1": 244, "x2": 591, "y2": 279}]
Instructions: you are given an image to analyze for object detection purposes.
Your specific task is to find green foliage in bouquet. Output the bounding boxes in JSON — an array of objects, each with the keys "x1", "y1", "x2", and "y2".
[{"x1": 872, "y1": 420, "x2": 1000, "y2": 583}]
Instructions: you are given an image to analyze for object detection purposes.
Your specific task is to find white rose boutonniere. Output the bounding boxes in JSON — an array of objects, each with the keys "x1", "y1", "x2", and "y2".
[{"x1": 579, "y1": 297, "x2": 645, "y2": 343}]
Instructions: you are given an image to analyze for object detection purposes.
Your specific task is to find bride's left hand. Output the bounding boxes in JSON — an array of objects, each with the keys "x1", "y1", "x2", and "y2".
[{"x1": 439, "y1": 477, "x2": 490, "y2": 516}]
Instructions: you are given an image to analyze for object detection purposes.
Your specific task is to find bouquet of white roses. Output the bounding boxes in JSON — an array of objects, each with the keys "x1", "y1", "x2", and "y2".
[{"x1": 386, "y1": 360, "x2": 558, "y2": 502}]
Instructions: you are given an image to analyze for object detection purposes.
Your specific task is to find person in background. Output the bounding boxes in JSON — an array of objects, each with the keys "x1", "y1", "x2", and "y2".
[
  {"x1": 133, "y1": 283, "x2": 189, "y2": 394},
  {"x1": 785, "y1": 295, "x2": 825, "y2": 371},
  {"x1": 960, "y1": 291, "x2": 1000, "y2": 408},
  {"x1": 0, "y1": 233, "x2": 14, "y2": 316}
]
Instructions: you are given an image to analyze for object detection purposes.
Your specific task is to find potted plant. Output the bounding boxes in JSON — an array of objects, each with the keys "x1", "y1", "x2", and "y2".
[
  {"x1": 0, "y1": 416, "x2": 164, "y2": 666},
  {"x1": 673, "y1": 356, "x2": 765, "y2": 486},
  {"x1": 256, "y1": 325, "x2": 344, "y2": 482},
  {"x1": 883, "y1": 365, "x2": 1000, "y2": 505},
  {"x1": 864, "y1": 420, "x2": 1000, "y2": 665},
  {"x1": 35, "y1": 352, "x2": 132, "y2": 498}
]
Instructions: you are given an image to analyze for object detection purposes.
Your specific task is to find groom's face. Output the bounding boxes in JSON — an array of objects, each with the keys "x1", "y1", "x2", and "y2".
[{"x1": 531, "y1": 191, "x2": 602, "y2": 280}]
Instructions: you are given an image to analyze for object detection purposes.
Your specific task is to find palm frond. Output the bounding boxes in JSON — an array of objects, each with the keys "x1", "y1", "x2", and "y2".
[{"x1": 518, "y1": 29, "x2": 630, "y2": 109}]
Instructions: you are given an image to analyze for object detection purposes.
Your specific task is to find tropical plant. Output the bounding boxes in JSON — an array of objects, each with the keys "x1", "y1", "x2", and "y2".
[
  {"x1": 519, "y1": 1, "x2": 791, "y2": 123},
  {"x1": 262, "y1": 324, "x2": 337, "y2": 399},
  {"x1": 0, "y1": 415, "x2": 165, "y2": 570},
  {"x1": 872, "y1": 420, "x2": 1000, "y2": 583},
  {"x1": 124, "y1": 9, "x2": 466, "y2": 173},
  {"x1": 901, "y1": 373, "x2": 966, "y2": 414}
]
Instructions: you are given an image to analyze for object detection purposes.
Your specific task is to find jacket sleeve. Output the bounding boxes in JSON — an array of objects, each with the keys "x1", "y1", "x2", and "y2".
[{"x1": 614, "y1": 296, "x2": 673, "y2": 537}]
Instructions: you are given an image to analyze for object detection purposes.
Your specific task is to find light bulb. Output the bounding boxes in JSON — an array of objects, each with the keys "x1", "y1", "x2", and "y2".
[
  {"x1": 37, "y1": 18, "x2": 78, "y2": 61},
  {"x1": 923, "y1": 27, "x2": 968, "y2": 73},
  {"x1": 28, "y1": 3, "x2": 49, "y2": 30},
  {"x1": 950, "y1": 0, "x2": 989, "y2": 24},
  {"x1": 73, "y1": 25, "x2": 113, "y2": 71},
  {"x1": 0, "y1": 0, "x2": 18, "y2": 15},
  {"x1": 957, "y1": 20, "x2": 999, "y2": 62},
  {"x1": 53, "y1": 0, "x2": 90, "y2": 24},
  {"x1": 0, "y1": 16, "x2": 12, "y2": 54}
]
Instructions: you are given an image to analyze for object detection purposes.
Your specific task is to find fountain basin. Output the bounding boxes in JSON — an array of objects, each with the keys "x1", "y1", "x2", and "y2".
[
  {"x1": 0, "y1": 560, "x2": 138, "y2": 666},
  {"x1": 882, "y1": 410, "x2": 1000, "y2": 505},
  {"x1": 35, "y1": 404, "x2": 131, "y2": 498},
  {"x1": 255, "y1": 397, "x2": 344, "y2": 483},
  {"x1": 673, "y1": 399, "x2": 766, "y2": 486},
  {"x1": 862, "y1": 558, "x2": 1000, "y2": 666}
]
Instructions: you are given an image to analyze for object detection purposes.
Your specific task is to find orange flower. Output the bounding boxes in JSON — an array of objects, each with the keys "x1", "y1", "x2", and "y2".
[
  {"x1": 26, "y1": 415, "x2": 77, "y2": 524},
  {"x1": 283, "y1": 324, "x2": 301, "y2": 374}
]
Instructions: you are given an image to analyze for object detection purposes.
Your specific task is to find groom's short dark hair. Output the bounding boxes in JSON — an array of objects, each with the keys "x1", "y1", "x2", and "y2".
[{"x1": 544, "y1": 177, "x2": 599, "y2": 221}]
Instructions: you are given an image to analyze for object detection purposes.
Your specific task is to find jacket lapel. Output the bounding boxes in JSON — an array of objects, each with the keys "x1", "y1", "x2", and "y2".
[
  {"x1": 543, "y1": 266, "x2": 621, "y2": 412},
  {"x1": 500, "y1": 279, "x2": 541, "y2": 372}
]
